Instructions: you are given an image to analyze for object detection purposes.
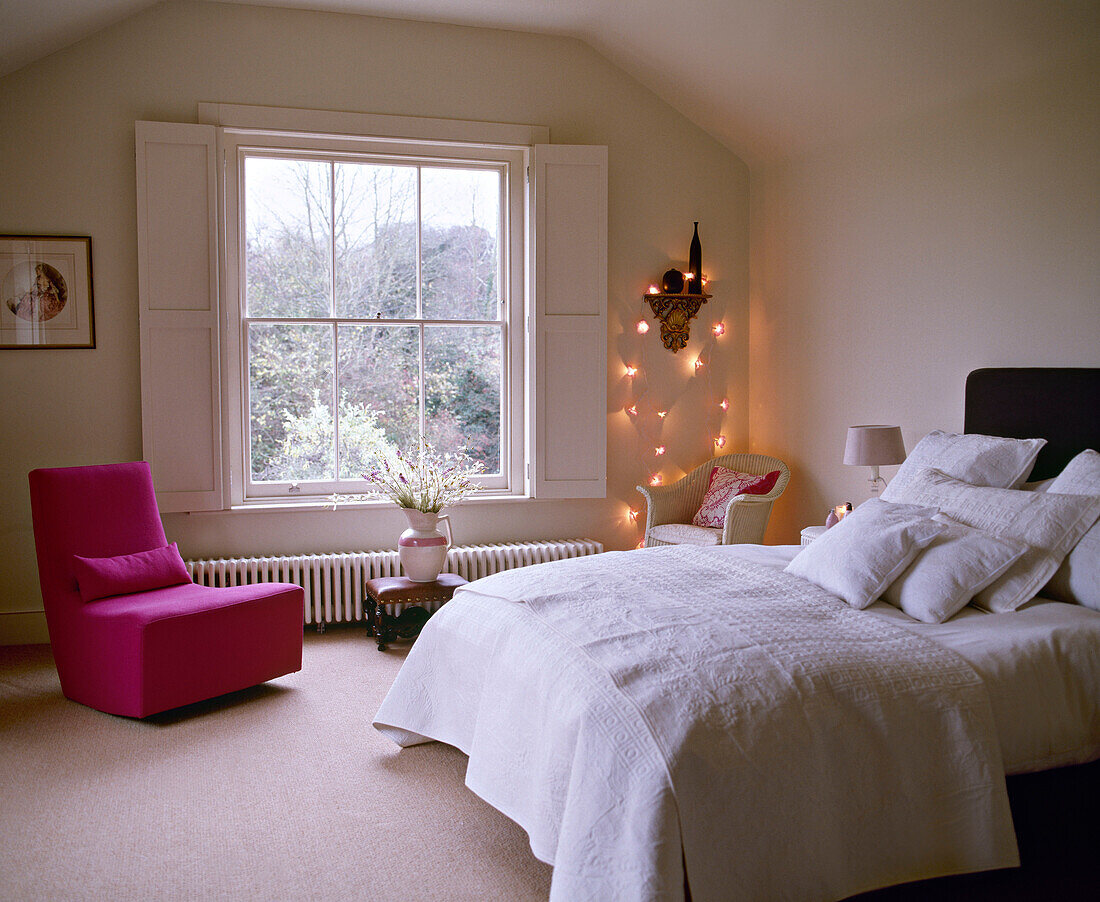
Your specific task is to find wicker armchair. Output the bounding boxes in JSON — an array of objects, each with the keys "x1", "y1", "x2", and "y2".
[{"x1": 636, "y1": 452, "x2": 790, "y2": 547}]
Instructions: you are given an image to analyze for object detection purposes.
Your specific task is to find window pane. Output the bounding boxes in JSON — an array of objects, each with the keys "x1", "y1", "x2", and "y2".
[
  {"x1": 337, "y1": 324, "x2": 419, "y2": 478},
  {"x1": 245, "y1": 158, "x2": 332, "y2": 318},
  {"x1": 335, "y1": 163, "x2": 418, "y2": 319},
  {"x1": 421, "y1": 167, "x2": 501, "y2": 321},
  {"x1": 424, "y1": 325, "x2": 501, "y2": 474},
  {"x1": 249, "y1": 323, "x2": 334, "y2": 482}
]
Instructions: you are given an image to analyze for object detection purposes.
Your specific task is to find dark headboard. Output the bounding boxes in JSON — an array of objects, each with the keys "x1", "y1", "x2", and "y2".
[{"x1": 964, "y1": 367, "x2": 1100, "y2": 480}]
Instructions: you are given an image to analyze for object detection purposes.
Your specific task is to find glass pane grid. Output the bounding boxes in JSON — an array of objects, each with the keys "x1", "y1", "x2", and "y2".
[
  {"x1": 242, "y1": 150, "x2": 507, "y2": 489},
  {"x1": 247, "y1": 322, "x2": 335, "y2": 483}
]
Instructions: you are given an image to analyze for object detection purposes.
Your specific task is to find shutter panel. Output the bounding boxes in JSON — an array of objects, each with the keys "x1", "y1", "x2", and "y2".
[
  {"x1": 530, "y1": 144, "x2": 608, "y2": 498},
  {"x1": 135, "y1": 121, "x2": 224, "y2": 512}
]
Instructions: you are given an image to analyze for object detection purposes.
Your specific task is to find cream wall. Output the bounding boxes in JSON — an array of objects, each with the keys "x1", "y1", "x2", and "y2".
[
  {"x1": 0, "y1": 1, "x2": 749, "y2": 642},
  {"x1": 750, "y1": 51, "x2": 1100, "y2": 543}
]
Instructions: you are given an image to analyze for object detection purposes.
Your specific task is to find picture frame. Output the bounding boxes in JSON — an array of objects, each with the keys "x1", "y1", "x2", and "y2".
[{"x1": 0, "y1": 235, "x2": 94, "y2": 349}]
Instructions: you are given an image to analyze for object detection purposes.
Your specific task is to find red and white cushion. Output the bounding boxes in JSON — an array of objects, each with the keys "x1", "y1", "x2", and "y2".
[{"x1": 692, "y1": 467, "x2": 781, "y2": 528}]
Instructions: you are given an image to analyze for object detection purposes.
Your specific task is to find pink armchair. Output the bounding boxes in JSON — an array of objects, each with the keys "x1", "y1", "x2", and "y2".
[{"x1": 28, "y1": 461, "x2": 304, "y2": 718}]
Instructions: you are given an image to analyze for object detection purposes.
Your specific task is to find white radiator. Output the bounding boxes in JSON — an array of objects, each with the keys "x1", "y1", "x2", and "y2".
[{"x1": 186, "y1": 539, "x2": 603, "y2": 627}]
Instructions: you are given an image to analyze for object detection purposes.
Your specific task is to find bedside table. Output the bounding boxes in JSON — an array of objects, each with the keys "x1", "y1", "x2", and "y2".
[
  {"x1": 800, "y1": 525, "x2": 827, "y2": 546},
  {"x1": 365, "y1": 573, "x2": 468, "y2": 651}
]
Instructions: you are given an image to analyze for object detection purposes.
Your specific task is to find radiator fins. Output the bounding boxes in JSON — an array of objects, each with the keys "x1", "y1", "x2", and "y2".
[{"x1": 185, "y1": 539, "x2": 602, "y2": 625}]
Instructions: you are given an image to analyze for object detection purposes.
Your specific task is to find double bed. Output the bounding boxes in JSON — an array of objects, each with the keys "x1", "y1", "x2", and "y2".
[{"x1": 374, "y1": 368, "x2": 1100, "y2": 901}]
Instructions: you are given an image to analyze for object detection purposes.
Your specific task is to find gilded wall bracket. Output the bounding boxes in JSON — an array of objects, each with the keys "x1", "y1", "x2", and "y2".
[{"x1": 644, "y1": 292, "x2": 711, "y2": 352}]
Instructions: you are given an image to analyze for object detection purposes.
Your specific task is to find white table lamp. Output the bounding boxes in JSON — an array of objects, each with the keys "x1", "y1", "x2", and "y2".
[{"x1": 844, "y1": 425, "x2": 906, "y2": 497}]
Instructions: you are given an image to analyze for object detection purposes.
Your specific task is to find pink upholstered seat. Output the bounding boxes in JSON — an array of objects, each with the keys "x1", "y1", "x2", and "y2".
[{"x1": 29, "y1": 461, "x2": 304, "y2": 718}]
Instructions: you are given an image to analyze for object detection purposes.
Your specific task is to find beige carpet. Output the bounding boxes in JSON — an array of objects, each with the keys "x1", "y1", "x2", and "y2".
[{"x1": 0, "y1": 631, "x2": 552, "y2": 901}]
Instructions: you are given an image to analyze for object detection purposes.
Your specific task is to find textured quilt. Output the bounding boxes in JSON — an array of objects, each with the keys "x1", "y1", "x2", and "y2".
[{"x1": 374, "y1": 545, "x2": 1018, "y2": 901}]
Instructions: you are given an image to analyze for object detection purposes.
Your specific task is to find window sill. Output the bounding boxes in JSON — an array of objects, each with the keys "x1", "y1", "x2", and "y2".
[{"x1": 186, "y1": 491, "x2": 534, "y2": 515}]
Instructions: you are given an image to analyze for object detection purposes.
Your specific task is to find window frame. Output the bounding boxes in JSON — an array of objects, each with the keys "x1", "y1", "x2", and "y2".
[
  {"x1": 136, "y1": 110, "x2": 606, "y2": 515},
  {"x1": 219, "y1": 127, "x2": 528, "y2": 505}
]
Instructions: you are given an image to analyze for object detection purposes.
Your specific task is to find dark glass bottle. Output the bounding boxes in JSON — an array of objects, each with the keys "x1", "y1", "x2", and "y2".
[{"x1": 688, "y1": 222, "x2": 702, "y2": 294}]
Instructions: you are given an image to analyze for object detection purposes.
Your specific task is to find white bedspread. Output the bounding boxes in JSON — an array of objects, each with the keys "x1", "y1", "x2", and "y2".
[
  {"x1": 374, "y1": 545, "x2": 1019, "y2": 901},
  {"x1": 715, "y1": 543, "x2": 1100, "y2": 774}
]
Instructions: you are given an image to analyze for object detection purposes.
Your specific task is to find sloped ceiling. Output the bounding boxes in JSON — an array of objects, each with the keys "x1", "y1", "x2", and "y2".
[{"x1": 4, "y1": 1, "x2": 1097, "y2": 163}]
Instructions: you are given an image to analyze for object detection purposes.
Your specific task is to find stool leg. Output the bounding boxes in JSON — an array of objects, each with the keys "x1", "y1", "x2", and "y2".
[{"x1": 375, "y1": 604, "x2": 387, "y2": 651}]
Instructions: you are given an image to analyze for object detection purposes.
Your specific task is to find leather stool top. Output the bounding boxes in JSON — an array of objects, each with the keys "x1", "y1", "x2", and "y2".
[{"x1": 366, "y1": 573, "x2": 468, "y2": 604}]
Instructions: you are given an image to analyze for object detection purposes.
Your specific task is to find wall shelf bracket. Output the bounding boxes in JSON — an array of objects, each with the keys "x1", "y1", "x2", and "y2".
[{"x1": 644, "y1": 292, "x2": 711, "y2": 352}]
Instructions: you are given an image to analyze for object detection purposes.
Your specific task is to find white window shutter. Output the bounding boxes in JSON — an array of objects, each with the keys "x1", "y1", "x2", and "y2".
[
  {"x1": 135, "y1": 121, "x2": 224, "y2": 512},
  {"x1": 530, "y1": 144, "x2": 608, "y2": 498}
]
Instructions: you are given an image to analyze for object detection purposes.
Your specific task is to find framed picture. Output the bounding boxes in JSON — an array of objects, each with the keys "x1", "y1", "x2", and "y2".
[{"x1": 0, "y1": 235, "x2": 94, "y2": 349}]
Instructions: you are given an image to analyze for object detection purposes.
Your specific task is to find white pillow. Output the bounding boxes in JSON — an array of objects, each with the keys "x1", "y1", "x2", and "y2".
[
  {"x1": 785, "y1": 499, "x2": 945, "y2": 610},
  {"x1": 882, "y1": 523, "x2": 1029, "y2": 623},
  {"x1": 1044, "y1": 449, "x2": 1100, "y2": 610},
  {"x1": 881, "y1": 430, "x2": 1045, "y2": 501},
  {"x1": 885, "y1": 467, "x2": 1100, "y2": 612}
]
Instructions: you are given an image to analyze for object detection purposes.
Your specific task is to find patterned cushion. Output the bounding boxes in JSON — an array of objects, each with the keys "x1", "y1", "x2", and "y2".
[
  {"x1": 881, "y1": 430, "x2": 1045, "y2": 501},
  {"x1": 692, "y1": 467, "x2": 781, "y2": 528},
  {"x1": 784, "y1": 500, "x2": 946, "y2": 610},
  {"x1": 649, "y1": 523, "x2": 723, "y2": 546},
  {"x1": 886, "y1": 467, "x2": 1100, "y2": 612},
  {"x1": 881, "y1": 523, "x2": 1029, "y2": 623},
  {"x1": 1044, "y1": 449, "x2": 1100, "y2": 610}
]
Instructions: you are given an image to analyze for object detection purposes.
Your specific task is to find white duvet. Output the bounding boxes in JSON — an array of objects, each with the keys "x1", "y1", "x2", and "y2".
[{"x1": 374, "y1": 544, "x2": 1030, "y2": 901}]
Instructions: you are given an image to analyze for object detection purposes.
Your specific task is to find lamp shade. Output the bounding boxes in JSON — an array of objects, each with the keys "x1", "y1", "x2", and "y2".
[{"x1": 843, "y1": 425, "x2": 906, "y2": 467}]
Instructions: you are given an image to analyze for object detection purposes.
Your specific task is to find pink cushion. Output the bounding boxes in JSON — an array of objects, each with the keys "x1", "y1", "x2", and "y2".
[
  {"x1": 692, "y1": 467, "x2": 782, "y2": 528},
  {"x1": 73, "y1": 542, "x2": 192, "y2": 603}
]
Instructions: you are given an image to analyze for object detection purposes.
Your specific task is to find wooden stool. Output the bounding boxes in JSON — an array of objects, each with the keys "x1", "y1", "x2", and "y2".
[{"x1": 365, "y1": 573, "x2": 468, "y2": 651}]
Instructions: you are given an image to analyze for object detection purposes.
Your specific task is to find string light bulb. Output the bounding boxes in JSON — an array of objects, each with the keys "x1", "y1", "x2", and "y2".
[
  {"x1": 650, "y1": 474, "x2": 662, "y2": 486},
  {"x1": 636, "y1": 541, "x2": 646, "y2": 550},
  {"x1": 714, "y1": 435, "x2": 727, "y2": 449},
  {"x1": 654, "y1": 445, "x2": 666, "y2": 456},
  {"x1": 694, "y1": 358, "x2": 704, "y2": 371},
  {"x1": 647, "y1": 284, "x2": 660, "y2": 295},
  {"x1": 625, "y1": 365, "x2": 638, "y2": 377},
  {"x1": 628, "y1": 508, "x2": 640, "y2": 522},
  {"x1": 712, "y1": 322, "x2": 726, "y2": 337},
  {"x1": 719, "y1": 398, "x2": 729, "y2": 411},
  {"x1": 636, "y1": 320, "x2": 650, "y2": 334},
  {"x1": 626, "y1": 405, "x2": 638, "y2": 416},
  {"x1": 656, "y1": 410, "x2": 668, "y2": 419}
]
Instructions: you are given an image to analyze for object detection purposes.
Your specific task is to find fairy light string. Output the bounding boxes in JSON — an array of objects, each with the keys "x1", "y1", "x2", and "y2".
[{"x1": 624, "y1": 278, "x2": 727, "y2": 546}]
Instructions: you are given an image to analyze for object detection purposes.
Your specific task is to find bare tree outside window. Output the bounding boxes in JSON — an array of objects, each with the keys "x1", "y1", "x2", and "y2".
[{"x1": 243, "y1": 156, "x2": 504, "y2": 487}]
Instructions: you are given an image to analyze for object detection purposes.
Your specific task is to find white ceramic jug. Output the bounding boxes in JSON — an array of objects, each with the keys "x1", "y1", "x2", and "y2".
[{"x1": 397, "y1": 509, "x2": 453, "y2": 582}]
